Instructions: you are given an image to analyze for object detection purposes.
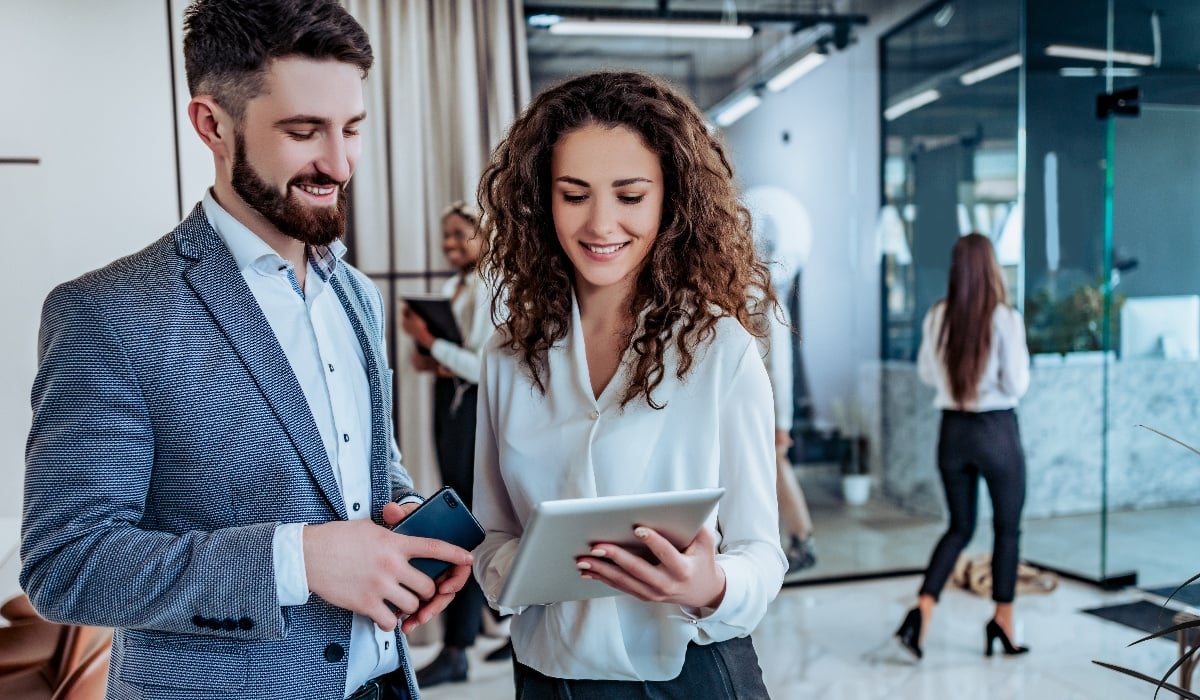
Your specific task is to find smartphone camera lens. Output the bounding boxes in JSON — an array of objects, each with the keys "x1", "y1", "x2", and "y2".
[{"x1": 443, "y1": 491, "x2": 458, "y2": 508}]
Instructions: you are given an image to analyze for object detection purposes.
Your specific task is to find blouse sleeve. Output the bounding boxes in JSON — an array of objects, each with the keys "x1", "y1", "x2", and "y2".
[
  {"x1": 470, "y1": 342, "x2": 525, "y2": 615},
  {"x1": 691, "y1": 337, "x2": 787, "y2": 640},
  {"x1": 916, "y1": 305, "x2": 941, "y2": 388},
  {"x1": 997, "y1": 307, "x2": 1031, "y2": 400}
]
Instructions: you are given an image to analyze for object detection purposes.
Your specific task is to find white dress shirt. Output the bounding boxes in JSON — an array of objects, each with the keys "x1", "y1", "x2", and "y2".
[
  {"x1": 472, "y1": 296, "x2": 787, "y2": 681},
  {"x1": 429, "y1": 270, "x2": 494, "y2": 384},
  {"x1": 202, "y1": 192, "x2": 403, "y2": 696},
  {"x1": 917, "y1": 302, "x2": 1031, "y2": 411}
]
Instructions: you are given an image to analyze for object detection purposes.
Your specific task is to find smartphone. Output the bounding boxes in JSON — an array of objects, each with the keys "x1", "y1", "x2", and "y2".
[{"x1": 391, "y1": 486, "x2": 486, "y2": 579}]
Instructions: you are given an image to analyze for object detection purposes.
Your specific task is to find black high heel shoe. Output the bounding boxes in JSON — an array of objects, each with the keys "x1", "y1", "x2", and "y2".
[
  {"x1": 895, "y1": 608, "x2": 923, "y2": 660},
  {"x1": 985, "y1": 619, "x2": 1030, "y2": 657}
]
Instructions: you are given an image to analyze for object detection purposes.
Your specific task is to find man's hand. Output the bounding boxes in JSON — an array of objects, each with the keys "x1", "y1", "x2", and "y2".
[
  {"x1": 382, "y1": 501, "x2": 472, "y2": 634},
  {"x1": 303, "y1": 510, "x2": 473, "y2": 631}
]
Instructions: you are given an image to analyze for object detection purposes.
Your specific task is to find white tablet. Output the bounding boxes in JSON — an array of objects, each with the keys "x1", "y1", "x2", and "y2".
[{"x1": 496, "y1": 488, "x2": 725, "y2": 609}]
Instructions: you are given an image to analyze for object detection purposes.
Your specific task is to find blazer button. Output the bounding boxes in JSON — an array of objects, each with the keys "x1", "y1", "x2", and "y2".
[
  {"x1": 192, "y1": 615, "x2": 206, "y2": 628},
  {"x1": 239, "y1": 617, "x2": 254, "y2": 630},
  {"x1": 324, "y1": 643, "x2": 345, "y2": 663},
  {"x1": 222, "y1": 618, "x2": 237, "y2": 631}
]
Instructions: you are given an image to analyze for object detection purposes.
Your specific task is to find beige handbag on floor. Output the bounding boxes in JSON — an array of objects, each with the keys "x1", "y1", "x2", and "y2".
[{"x1": 950, "y1": 553, "x2": 1060, "y2": 597}]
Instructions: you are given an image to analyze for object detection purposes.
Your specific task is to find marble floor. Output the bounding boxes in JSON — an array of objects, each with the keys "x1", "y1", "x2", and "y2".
[{"x1": 412, "y1": 574, "x2": 1189, "y2": 699}]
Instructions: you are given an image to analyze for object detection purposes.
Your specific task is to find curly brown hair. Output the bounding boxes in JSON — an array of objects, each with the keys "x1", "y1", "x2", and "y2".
[{"x1": 478, "y1": 70, "x2": 776, "y2": 409}]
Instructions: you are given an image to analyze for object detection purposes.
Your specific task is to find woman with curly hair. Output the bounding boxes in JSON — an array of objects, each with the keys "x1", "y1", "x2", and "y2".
[{"x1": 471, "y1": 70, "x2": 785, "y2": 698}]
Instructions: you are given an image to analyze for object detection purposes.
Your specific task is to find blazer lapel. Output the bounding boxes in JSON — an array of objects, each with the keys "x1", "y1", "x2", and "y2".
[
  {"x1": 328, "y1": 270, "x2": 391, "y2": 523},
  {"x1": 174, "y1": 205, "x2": 348, "y2": 520}
]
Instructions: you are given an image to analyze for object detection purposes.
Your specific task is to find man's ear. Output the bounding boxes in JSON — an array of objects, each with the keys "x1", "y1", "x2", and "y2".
[{"x1": 188, "y1": 96, "x2": 233, "y2": 160}]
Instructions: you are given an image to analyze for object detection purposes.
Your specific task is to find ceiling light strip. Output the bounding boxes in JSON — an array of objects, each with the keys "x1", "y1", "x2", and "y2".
[
  {"x1": 959, "y1": 53, "x2": 1022, "y2": 86},
  {"x1": 766, "y1": 51, "x2": 828, "y2": 92},
  {"x1": 1045, "y1": 44, "x2": 1154, "y2": 66},
  {"x1": 714, "y1": 93, "x2": 762, "y2": 127},
  {"x1": 547, "y1": 19, "x2": 753, "y2": 40},
  {"x1": 883, "y1": 89, "x2": 940, "y2": 121}
]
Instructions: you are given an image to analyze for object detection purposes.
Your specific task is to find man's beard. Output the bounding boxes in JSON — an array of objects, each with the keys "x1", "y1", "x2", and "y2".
[{"x1": 231, "y1": 133, "x2": 348, "y2": 247}]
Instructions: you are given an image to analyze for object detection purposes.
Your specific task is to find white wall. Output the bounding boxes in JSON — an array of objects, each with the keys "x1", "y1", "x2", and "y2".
[
  {"x1": 722, "y1": 0, "x2": 925, "y2": 428},
  {"x1": 0, "y1": 1, "x2": 207, "y2": 520}
]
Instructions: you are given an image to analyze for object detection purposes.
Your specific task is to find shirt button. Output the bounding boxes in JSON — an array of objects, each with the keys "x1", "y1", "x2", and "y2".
[
  {"x1": 328, "y1": 363, "x2": 335, "y2": 372},
  {"x1": 384, "y1": 640, "x2": 390, "y2": 650},
  {"x1": 352, "y1": 502, "x2": 361, "y2": 512},
  {"x1": 589, "y1": 410, "x2": 600, "y2": 420},
  {"x1": 342, "y1": 433, "x2": 350, "y2": 443}
]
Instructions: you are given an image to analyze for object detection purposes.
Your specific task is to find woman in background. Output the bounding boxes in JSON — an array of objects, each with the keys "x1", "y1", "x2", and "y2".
[
  {"x1": 473, "y1": 70, "x2": 784, "y2": 698},
  {"x1": 402, "y1": 201, "x2": 498, "y2": 687},
  {"x1": 895, "y1": 232, "x2": 1031, "y2": 660}
]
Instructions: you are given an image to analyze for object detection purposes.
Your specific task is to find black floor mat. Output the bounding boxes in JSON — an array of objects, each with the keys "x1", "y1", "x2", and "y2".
[
  {"x1": 1144, "y1": 583, "x2": 1200, "y2": 607},
  {"x1": 1081, "y1": 600, "x2": 1181, "y2": 640}
]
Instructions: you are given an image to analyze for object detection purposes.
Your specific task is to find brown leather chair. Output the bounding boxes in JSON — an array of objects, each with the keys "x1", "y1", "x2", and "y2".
[
  {"x1": 50, "y1": 643, "x2": 110, "y2": 700},
  {"x1": 0, "y1": 625, "x2": 112, "y2": 699},
  {"x1": 1, "y1": 594, "x2": 41, "y2": 624},
  {"x1": 0, "y1": 618, "x2": 65, "y2": 677}
]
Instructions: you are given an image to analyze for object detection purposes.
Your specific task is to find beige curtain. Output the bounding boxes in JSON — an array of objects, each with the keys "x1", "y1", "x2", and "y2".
[{"x1": 343, "y1": 0, "x2": 529, "y2": 503}]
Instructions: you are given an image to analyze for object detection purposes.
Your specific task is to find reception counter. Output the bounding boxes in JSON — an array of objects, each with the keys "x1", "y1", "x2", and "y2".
[{"x1": 880, "y1": 357, "x2": 1200, "y2": 519}]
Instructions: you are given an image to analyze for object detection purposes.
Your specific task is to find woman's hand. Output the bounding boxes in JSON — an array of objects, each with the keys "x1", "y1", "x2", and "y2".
[
  {"x1": 775, "y1": 429, "x2": 792, "y2": 461},
  {"x1": 401, "y1": 307, "x2": 436, "y2": 350},
  {"x1": 575, "y1": 526, "x2": 726, "y2": 610},
  {"x1": 410, "y1": 350, "x2": 438, "y2": 372}
]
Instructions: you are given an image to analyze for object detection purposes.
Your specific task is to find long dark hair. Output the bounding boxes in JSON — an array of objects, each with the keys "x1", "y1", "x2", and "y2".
[
  {"x1": 478, "y1": 70, "x2": 775, "y2": 409},
  {"x1": 938, "y1": 232, "x2": 1007, "y2": 407}
]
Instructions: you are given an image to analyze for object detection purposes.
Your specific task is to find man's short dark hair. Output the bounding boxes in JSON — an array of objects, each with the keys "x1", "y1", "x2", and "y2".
[{"x1": 183, "y1": 0, "x2": 373, "y2": 121}]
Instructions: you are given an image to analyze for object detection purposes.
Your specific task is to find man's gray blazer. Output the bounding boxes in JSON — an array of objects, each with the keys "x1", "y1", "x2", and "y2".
[{"x1": 22, "y1": 204, "x2": 422, "y2": 699}]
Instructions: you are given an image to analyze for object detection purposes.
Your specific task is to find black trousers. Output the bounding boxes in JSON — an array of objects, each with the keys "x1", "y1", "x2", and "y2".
[
  {"x1": 919, "y1": 408, "x2": 1026, "y2": 604},
  {"x1": 512, "y1": 637, "x2": 770, "y2": 699},
  {"x1": 433, "y1": 378, "x2": 484, "y2": 648}
]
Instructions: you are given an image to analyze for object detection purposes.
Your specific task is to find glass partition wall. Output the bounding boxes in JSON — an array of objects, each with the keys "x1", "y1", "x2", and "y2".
[{"x1": 881, "y1": 0, "x2": 1200, "y2": 590}]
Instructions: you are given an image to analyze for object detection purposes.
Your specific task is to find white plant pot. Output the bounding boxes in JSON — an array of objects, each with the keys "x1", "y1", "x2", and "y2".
[{"x1": 841, "y1": 474, "x2": 871, "y2": 506}]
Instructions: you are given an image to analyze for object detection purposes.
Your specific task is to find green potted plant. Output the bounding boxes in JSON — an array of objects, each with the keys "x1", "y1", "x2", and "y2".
[
  {"x1": 832, "y1": 398, "x2": 870, "y2": 505},
  {"x1": 1093, "y1": 426, "x2": 1200, "y2": 696}
]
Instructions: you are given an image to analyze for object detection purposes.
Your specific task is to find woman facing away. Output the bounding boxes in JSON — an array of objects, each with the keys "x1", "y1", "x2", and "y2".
[
  {"x1": 400, "y1": 201, "x2": 501, "y2": 687},
  {"x1": 896, "y1": 232, "x2": 1031, "y2": 660},
  {"x1": 472, "y1": 70, "x2": 786, "y2": 698}
]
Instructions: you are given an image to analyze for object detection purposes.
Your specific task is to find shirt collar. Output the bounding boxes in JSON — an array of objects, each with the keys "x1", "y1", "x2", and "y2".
[{"x1": 201, "y1": 189, "x2": 347, "y2": 278}]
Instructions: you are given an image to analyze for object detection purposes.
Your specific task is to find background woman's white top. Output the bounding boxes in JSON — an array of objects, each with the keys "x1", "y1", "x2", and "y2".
[
  {"x1": 917, "y1": 302, "x2": 1031, "y2": 411},
  {"x1": 429, "y1": 271, "x2": 493, "y2": 383},
  {"x1": 472, "y1": 297, "x2": 786, "y2": 681}
]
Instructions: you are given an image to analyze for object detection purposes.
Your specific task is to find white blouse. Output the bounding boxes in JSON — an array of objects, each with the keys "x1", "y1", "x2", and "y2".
[
  {"x1": 917, "y1": 302, "x2": 1031, "y2": 411},
  {"x1": 429, "y1": 271, "x2": 494, "y2": 384},
  {"x1": 472, "y1": 297, "x2": 786, "y2": 681}
]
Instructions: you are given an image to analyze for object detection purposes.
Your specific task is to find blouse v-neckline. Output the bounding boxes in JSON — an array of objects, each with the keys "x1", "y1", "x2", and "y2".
[{"x1": 568, "y1": 293, "x2": 631, "y2": 407}]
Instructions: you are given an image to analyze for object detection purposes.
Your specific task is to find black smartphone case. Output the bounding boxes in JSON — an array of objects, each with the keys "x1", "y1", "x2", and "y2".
[{"x1": 392, "y1": 487, "x2": 486, "y2": 579}]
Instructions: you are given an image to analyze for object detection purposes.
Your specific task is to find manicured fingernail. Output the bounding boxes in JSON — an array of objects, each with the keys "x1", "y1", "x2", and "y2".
[
  {"x1": 590, "y1": 548, "x2": 606, "y2": 557},
  {"x1": 577, "y1": 561, "x2": 591, "y2": 570},
  {"x1": 634, "y1": 527, "x2": 649, "y2": 539},
  {"x1": 580, "y1": 573, "x2": 592, "y2": 580}
]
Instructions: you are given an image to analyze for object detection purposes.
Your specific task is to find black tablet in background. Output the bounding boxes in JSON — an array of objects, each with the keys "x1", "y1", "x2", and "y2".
[{"x1": 403, "y1": 295, "x2": 463, "y2": 355}]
